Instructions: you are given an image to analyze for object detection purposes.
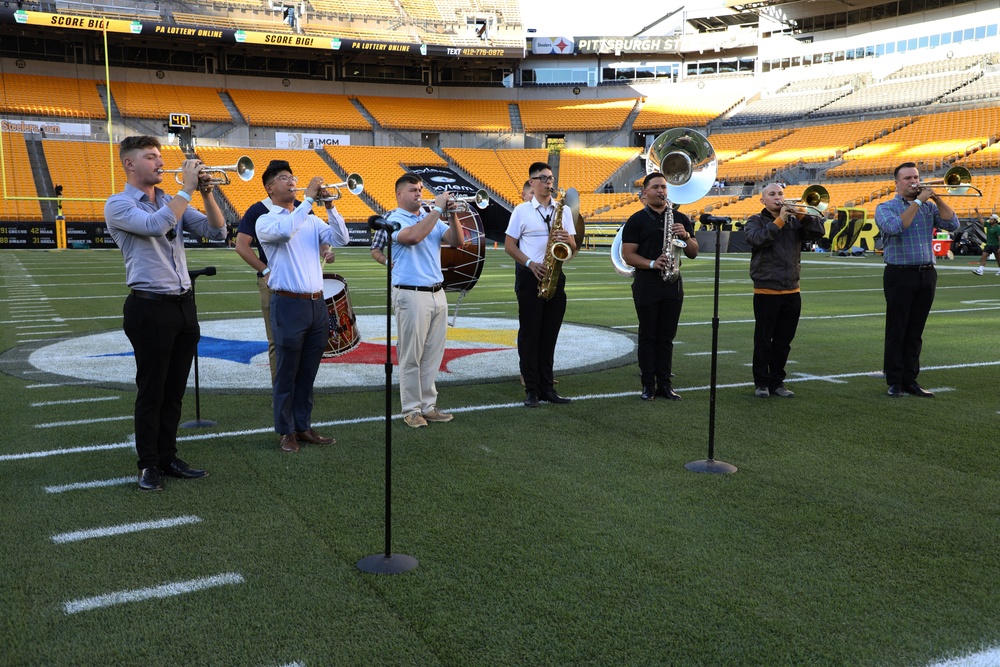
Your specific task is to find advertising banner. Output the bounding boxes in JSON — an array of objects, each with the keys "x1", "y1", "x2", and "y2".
[{"x1": 275, "y1": 132, "x2": 351, "y2": 149}]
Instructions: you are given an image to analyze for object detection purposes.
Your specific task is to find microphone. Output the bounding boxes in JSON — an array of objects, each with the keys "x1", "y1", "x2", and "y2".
[
  {"x1": 368, "y1": 215, "x2": 399, "y2": 232},
  {"x1": 188, "y1": 266, "x2": 217, "y2": 279},
  {"x1": 699, "y1": 214, "x2": 732, "y2": 226}
]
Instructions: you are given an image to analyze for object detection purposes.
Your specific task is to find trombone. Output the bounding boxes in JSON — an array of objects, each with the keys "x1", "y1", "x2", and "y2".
[
  {"x1": 292, "y1": 172, "x2": 364, "y2": 202},
  {"x1": 159, "y1": 156, "x2": 254, "y2": 186},
  {"x1": 915, "y1": 166, "x2": 983, "y2": 197},
  {"x1": 781, "y1": 184, "x2": 830, "y2": 218}
]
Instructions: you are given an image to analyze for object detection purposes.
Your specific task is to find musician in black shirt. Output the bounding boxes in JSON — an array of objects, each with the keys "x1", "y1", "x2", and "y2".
[{"x1": 620, "y1": 173, "x2": 698, "y2": 401}]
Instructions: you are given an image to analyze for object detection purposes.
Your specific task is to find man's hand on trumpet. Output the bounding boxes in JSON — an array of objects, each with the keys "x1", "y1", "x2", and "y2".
[
  {"x1": 302, "y1": 176, "x2": 324, "y2": 203},
  {"x1": 178, "y1": 159, "x2": 205, "y2": 196}
]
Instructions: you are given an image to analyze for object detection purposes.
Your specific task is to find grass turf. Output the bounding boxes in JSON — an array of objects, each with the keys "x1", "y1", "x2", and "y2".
[{"x1": 1, "y1": 246, "x2": 999, "y2": 666}]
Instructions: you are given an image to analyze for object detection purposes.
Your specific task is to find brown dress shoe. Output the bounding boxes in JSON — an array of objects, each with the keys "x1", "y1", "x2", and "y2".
[
  {"x1": 296, "y1": 428, "x2": 335, "y2": 445},
  {"x1": 279, "y1": 433, "x2": 300, "y2": 453}
]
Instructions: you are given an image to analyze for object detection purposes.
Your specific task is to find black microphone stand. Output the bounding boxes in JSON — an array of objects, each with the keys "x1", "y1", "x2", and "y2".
[
  {"x1": 685, "y1": 221, "x2": 736, "y2": 475},
  {"x1": 181, "y1": 266, "x2": 217, "y2": 429},
  {"x1": 358, "y1": 228, "x2": 418, "y2": 574}
]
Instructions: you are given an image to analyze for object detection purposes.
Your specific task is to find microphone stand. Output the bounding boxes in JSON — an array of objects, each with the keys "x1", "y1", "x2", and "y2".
[
  {"x1": 358, "y1": 229, "x2": 418, "y2": 574},
  {"x1": 181, "y1": 266, "x2": 217, "y2": 429},
  {"x1": 684, "y1": 222, "x2": 737, "y2": 475}
]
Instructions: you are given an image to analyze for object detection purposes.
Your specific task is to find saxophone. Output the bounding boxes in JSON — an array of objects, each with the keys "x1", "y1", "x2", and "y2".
[
  {"x1": 537, "y1": 192, "x2": 572, "y2": 301},
  {"x1": 660, "y1": 201, "x2": 686, "y2": 283}
]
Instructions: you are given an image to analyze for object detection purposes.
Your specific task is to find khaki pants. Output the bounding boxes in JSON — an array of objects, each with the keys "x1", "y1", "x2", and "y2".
[
  {"x1": 393, "y1": 287, "x2": 448, "y2": 415},
  {"x1": 257, "y1": 275, "x2": 277, "y2": 385}
]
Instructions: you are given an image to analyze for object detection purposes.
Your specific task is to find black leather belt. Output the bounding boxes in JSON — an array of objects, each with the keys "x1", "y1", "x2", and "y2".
[
  {"x1": 130, "y1": 288, "x2": 192, "y2": 302},
  {"x1": 396, "y1": 284, "x2": 443, "y2": 292},
  {"x1": 888, "y1": 264, "x2": 935, "y2": 271},
  {"x1": 274, "y1": 290, "x2": 323, "y2": 300}
]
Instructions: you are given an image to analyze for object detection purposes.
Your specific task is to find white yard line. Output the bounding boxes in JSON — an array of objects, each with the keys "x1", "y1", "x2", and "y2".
[{"x1": 62, "y1": 573, "x2": 244, "y2": 615}]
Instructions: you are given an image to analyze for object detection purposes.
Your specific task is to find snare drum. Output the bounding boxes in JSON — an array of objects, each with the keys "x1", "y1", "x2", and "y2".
[{"x1": 321, "y1": 273, "x2": 360, "y2": 357}]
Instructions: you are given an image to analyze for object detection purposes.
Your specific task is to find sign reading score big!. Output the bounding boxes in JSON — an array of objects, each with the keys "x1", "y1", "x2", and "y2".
[{"x1": 0, "y1": 8, "x2": 523, "y2": 57}]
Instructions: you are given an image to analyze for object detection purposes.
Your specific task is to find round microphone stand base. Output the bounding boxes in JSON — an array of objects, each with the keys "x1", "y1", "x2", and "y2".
[
  {"x1": 684, "y1": 459, "x2": 738, "y2": 475},
  {"x1": 181, "y1": 419, "x2": 218, "y2": 429},
  {"x1": 357, "y1": 553, "x2": 419, "y2": 575}
]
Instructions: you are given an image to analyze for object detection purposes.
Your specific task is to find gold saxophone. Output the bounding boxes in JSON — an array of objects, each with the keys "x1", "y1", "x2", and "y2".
[{"x1": 537, "y1": 191, "x2": 572, "y2": 301}]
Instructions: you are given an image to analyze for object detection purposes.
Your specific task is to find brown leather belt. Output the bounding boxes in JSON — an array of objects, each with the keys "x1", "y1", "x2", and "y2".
[{"x1": 274, "y1": 290, "x2": 323, "y2": 300}]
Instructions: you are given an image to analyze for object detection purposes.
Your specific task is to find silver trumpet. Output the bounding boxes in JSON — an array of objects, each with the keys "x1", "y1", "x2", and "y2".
[{"x1": 292, "y1": 172, "x2": 364, "y2": 202}]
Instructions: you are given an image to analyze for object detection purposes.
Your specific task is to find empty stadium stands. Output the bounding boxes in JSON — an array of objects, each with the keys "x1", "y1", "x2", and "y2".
[
  {"x1": 0, "y1": 133, "x2": 43, "y2": 222},
  {"x1": 0, "y1": 73, "x2": 105, "y2": 119},
  {"x1": 358, "y1": 97, "x2": 511, "y2": 132},
  {"x1": 226, "y1": 89, "x2": 371, "y2": 130},
  {"x1": 518, "y1": 99, "x2": 637, "y2": 133},
  {"x1": 108, "y1": 81, "x2": 233, "y2": 122}
]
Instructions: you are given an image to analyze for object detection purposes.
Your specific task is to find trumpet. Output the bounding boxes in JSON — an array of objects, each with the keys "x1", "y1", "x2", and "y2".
[
  {"x1": 159, "y1": 156, "x2": 254, "y2": 186},
  {"x1": 781, "y1": 184, "x2": 829, "y2": 218},
  {"x1": 450, "y1": 190, "x2": 490, "y2": 211},
  {"x1": 914, "y1": 166, "x2": 982, "y2": 197},
  {"x1": 292, "y1": 173, "x2": 364, "y2": 202},
  {"x1": 421, "y1": 190, "x2": 490, "y2": 220}
]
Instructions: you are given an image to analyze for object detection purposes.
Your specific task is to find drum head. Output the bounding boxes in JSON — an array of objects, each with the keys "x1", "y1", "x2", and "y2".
[
  {"x1": 322, "y1": 274, "x2": 347, "y2": 300},
  {"x1": 441, "y1": 209, "x2": 486, "y2": 293}
]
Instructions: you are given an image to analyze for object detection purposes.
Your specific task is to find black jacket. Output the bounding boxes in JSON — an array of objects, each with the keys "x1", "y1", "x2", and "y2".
[{"x1": 744, "y1": 208, "x2": 826, "y2": 291}]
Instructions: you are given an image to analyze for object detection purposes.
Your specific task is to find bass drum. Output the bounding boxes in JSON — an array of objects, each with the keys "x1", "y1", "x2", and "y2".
[{"x1": 440, "y1": 208, "x2": 486, "y2": 294}]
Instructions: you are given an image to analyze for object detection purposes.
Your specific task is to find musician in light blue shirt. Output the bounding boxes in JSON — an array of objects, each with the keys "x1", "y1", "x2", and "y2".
[
  {"x1": 256, "y1": 164, "x2": 350, "y2": 452},
  {"x1": 386, "y1": 174, "x2": 463, "y2": 428}
]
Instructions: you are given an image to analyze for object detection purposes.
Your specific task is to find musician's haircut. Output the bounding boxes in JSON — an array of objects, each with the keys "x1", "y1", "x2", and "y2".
[
  {"x1": 643, "y1": 172, "x2": 666, "y2": 189},
  {"x1": 118, "y1": 135, "x2": 160, "y2": 162},
  {"x1": 894, "y1": 162, "x2": 917, "y2": 180},
  {"x1": 528, "y1": 162, "x2": 552, "y2": 178},
  {"x1": 395, "y1": 173, "x2": 421, "y2": 192},
  {"x1": 523, "y1": 179, "x2": 532, "y2": 190},
  {"x1": 762, "y1": 182, "x2": 784, "y2": 194}
]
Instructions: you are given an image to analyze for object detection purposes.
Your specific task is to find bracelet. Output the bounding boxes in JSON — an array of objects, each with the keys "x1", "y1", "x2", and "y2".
[
  {"x1": 262, "y1": 267, "x2": 271, "y2": 276},
  {"x1": 304, "y1": 196, "x2": 315, "y2": 205},
  {"x1": 175, "y1": 190, "x2": 192, "y2": 202},
  {"x1": 525, "y1": 259, "x2": 532, "y2": 268},
  {"x1": 433, "y1": 205, "x2": 444, "y2": 216},
  {"x1": 649, "y1": 259, "x2": 655, "y2": 269}
]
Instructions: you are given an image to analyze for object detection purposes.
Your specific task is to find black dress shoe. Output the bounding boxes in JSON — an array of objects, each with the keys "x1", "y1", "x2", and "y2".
[
  {"x1": 656, "y1": 386, "x2": 682, "y2": 401},
  {"x1": 524, "y1": 391, "x2": 540, "y2": 408},
  {"x1": 641, "y1": 385, "x2": 656, "y2": 401},
  {"x1": 887, "y1": 384, "x2": 905, "y2": 398},
  {"x1": 160, "y1": 458, "x2": 209, "y2": 479},
  {"x1": 540, "y1": 390, "x2": 572, "y2": 404},
  {"x1": 904, "y1": 383, "x2": 934, "y2": 398},
  {"x1": 138, "y1": 467, "x2": 164, "y2": 491}
]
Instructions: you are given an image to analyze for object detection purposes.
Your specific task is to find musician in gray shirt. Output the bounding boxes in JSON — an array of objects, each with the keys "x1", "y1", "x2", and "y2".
[{"x1": 105, "y1": 135, "x2": 226, "y2": 492}]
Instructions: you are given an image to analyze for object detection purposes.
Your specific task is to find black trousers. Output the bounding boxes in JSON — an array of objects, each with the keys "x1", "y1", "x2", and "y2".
[
  {"x1": 122, "y1": 294, "x2": 199, "y2": 471},
  {"x1": 515, "y1": 266, "x2": 566, "y2": 394},
  {"x1": 632, "y1": 277, "x2": 683, "y2": 388},
  {"x1": 752, "y1": 292, "x2": 801, "y2": 391},
  {"x1": 883, "y1": 265, "x2": 936, "y2": 386}
]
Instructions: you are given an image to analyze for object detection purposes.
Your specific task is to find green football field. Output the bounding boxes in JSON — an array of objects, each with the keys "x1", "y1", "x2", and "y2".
[{"x1": 1, "y1": 245, "x2": 999, "y2": 667}]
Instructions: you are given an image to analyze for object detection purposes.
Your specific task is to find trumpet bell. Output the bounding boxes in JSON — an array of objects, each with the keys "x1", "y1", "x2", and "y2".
[
  {"x1": 474, "y1": 189, "x2": 490, "y2": 209},
  {"x1": 346, "y1": 173, "x2": 364, "y2": 196},
  {"x1": 235, "y1": 156, "x2": 255, "y2": 182},
  {"x1": 646, "y1": 127, "x2": 717, "y2": 205}
]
